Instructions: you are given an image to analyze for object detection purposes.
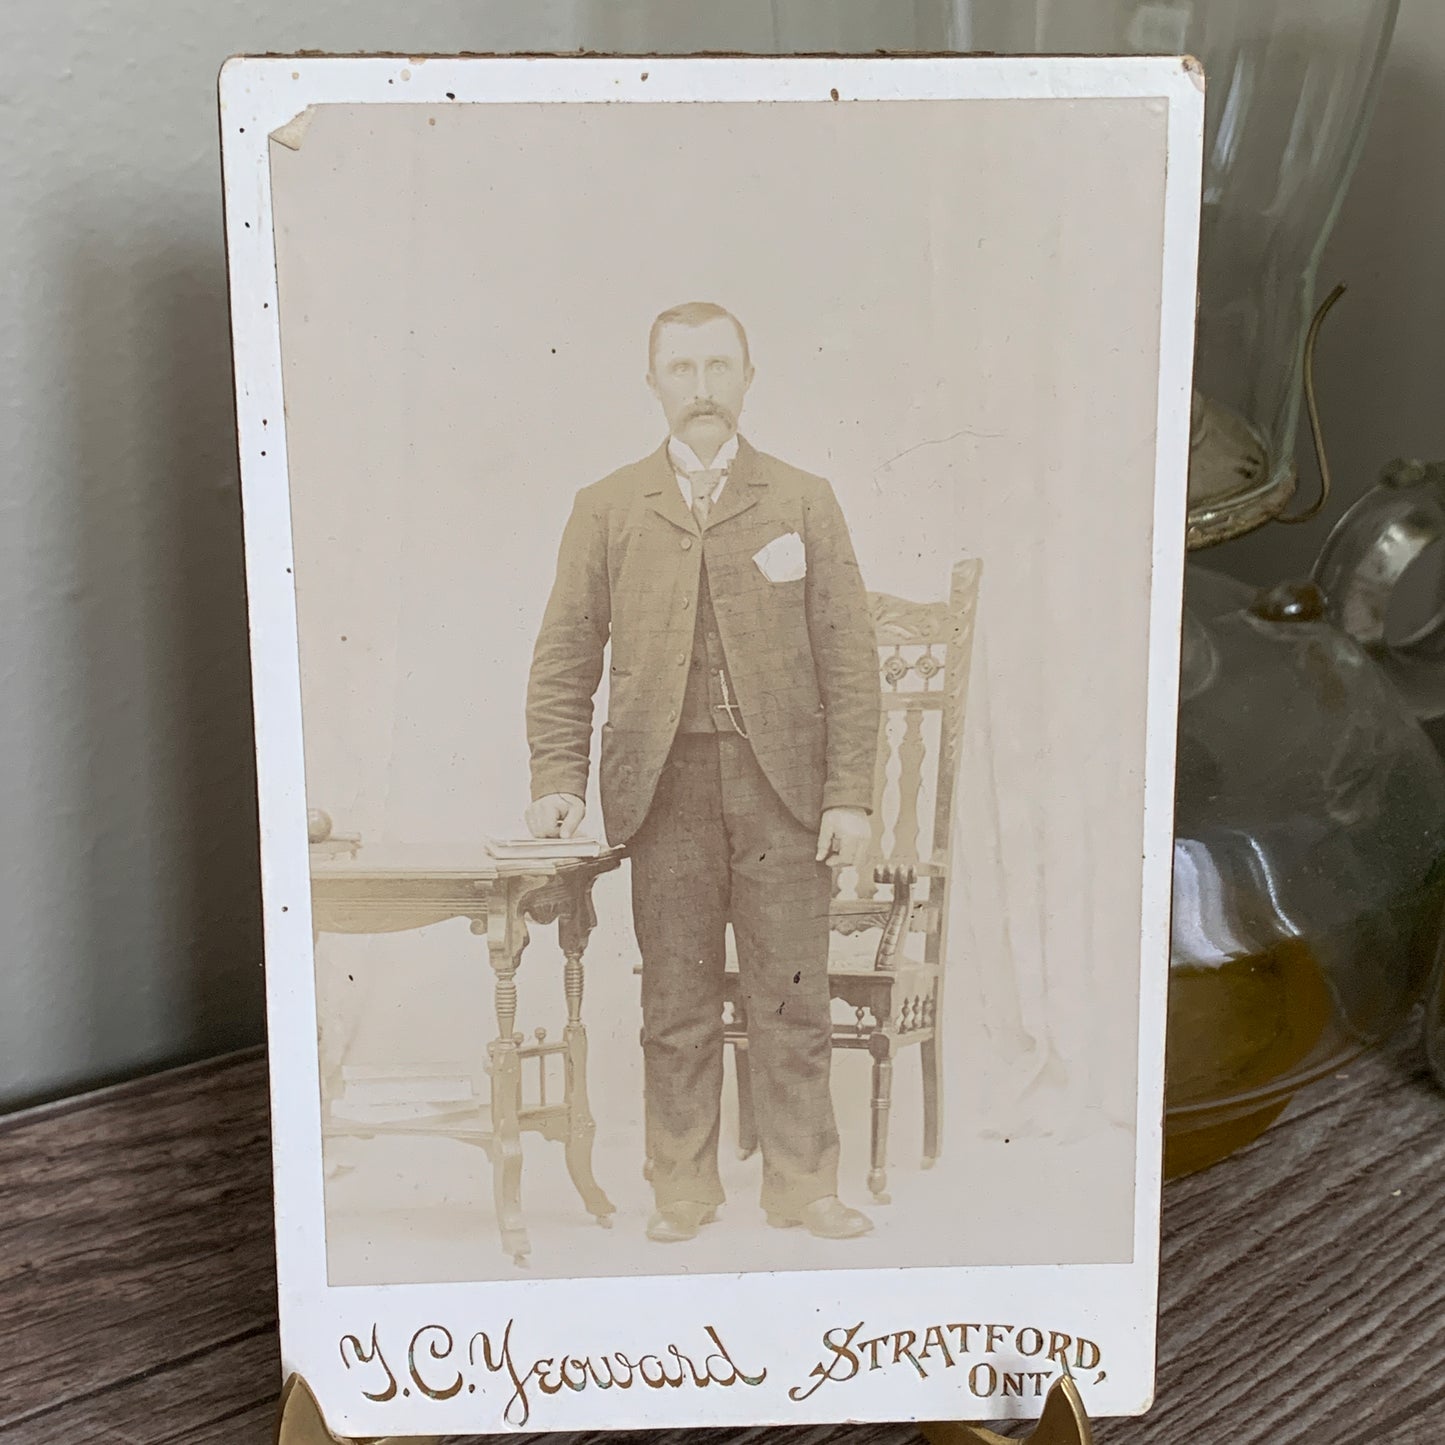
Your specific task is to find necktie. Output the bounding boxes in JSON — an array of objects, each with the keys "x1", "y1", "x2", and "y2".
[{"x1": 689, "y1": 468, "x2": 726, "y2": 528}]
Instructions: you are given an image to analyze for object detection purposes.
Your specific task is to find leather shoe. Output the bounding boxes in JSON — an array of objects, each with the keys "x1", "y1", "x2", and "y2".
[
  {"x1": 646, "y1": 1201, "x2": 718, "y2": 1243},
  {"x1": 766, "y1": 1196, "x2": 874, "y2": 1239}
]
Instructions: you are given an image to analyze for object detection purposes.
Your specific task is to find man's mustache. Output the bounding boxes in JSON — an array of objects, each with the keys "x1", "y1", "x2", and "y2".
[{"x1": 683, "y1": 401, "x2": 735, "y2": 426}]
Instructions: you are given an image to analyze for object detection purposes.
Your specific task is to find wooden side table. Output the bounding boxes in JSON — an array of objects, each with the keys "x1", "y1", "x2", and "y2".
[{"x1": 310, "y1": 849, "x2": 625, "y2": 1264}]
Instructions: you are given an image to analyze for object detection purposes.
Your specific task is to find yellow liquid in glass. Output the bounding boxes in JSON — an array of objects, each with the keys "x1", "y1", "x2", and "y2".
[{"x1": 1164, "y1": 940, "x2": 1337, "y2": 1178}]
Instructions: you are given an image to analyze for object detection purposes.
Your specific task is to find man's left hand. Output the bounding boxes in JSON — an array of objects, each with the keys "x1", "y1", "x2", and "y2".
[{"x1": 816, "y1": 807, "x2": 871, "y2": 867}]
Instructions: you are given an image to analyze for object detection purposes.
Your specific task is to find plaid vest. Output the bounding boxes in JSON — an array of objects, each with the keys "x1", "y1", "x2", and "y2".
[{"x1": 678, "y1": 558, "x2": 735, "y2": 733}]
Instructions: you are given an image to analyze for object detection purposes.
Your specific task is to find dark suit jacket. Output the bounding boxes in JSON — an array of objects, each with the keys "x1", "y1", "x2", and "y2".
[{"x1": 527, "y1": 436, "x2": 880, "y2": 845}]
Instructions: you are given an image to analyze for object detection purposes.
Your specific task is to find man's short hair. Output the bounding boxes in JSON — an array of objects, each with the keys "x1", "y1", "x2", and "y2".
[{"x1": 648, "y1": 302, "x2": 751, "y2": 372}]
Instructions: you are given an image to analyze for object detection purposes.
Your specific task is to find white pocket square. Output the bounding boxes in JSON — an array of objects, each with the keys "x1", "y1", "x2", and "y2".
[{"x1": 753, "y1": 531, "x2": 807, "y2": 583}]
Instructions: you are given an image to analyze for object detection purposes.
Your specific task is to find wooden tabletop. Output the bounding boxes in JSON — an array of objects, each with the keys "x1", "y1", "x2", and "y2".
[
  {"x1": 1, "y1": 1035, "x2": 1442, "y2": 1444},
  {"x1": 309, "y1": 846, "x2": 627, "y2": 882}
]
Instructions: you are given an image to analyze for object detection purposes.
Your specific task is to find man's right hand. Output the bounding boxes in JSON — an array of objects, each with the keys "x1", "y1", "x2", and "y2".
[{"x1": 525, "y1": 793, "x2": 586, "y2": 839}]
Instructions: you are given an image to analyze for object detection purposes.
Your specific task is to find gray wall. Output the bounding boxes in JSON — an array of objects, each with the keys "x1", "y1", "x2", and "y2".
[{"x1": 3, "y1": 0, "x2": 1442, "y2": 1109}]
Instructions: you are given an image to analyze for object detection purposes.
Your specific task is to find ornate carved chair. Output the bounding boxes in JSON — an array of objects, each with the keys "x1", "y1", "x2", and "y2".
[{"x1": 727, "y1": 558, "x2": 981, "y2": 1202}]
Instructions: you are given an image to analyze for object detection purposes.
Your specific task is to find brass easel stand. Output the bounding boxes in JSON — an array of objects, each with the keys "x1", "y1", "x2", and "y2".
[
  {"x1": 923, "y1": 1368, "x2": 1095, "y2": 1445},
  {"x1": 275, "y1": 1376, "x2": 438, "y2": 1445},
  {"x1": 277, "y1": 1367, "x2": 1092, "y2": 1444}
]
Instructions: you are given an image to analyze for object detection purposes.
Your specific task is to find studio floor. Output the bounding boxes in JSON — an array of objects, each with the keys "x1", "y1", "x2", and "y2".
[{"x1": 323, "y1": 1104, "x2": 1136, "y2": 1285}]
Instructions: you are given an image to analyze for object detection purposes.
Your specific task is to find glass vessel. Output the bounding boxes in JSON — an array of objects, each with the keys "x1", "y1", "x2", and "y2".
[
  {"x1": 1170, "y1": 553, "x2": 1445, "y2": 1177},
  {"x1": 1316, "y1": 462, "x2": 1445, "y2": 1105}
]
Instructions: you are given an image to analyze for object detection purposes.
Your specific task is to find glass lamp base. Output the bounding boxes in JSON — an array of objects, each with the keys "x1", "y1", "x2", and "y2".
[
  {"x1": 1165, "y1": 1097, "x2": 1293, "y2": 1179},
  {"x1": 1186, "y1": 392, "x2": 1298, "y2": 550}
]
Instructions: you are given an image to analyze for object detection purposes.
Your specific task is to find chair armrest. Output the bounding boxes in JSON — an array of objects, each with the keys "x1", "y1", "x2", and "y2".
[
  {"x1": 835, "y1": 856, "x2": 944, "y2": 880},
  {"x1": 873, "y1": 858, "x2": 945, "y2": 878}
]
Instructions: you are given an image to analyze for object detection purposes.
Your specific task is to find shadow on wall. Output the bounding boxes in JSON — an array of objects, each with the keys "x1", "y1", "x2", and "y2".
[{"x1": 34, "y1": 228, "x2": 263, "y2": 1109}]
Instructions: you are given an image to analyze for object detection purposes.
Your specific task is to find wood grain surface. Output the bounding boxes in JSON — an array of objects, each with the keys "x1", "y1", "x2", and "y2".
[{"x1": 0, "y1": 1036, "x2": 1441, "y2": 1444}]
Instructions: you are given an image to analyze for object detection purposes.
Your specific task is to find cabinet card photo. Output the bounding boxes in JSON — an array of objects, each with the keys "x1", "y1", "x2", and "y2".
[{"x1": 221, "y1": 53, "x2": 1202, "y2": 1436}]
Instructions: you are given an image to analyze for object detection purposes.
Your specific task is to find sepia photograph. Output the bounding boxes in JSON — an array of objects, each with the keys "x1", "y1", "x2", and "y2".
[{"x1": 224, "y1": 54, "x2": 1201, "y2": 1434}]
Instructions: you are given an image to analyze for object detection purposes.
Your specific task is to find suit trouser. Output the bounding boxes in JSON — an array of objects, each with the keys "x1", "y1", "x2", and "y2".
[{"x1": 629, "y1": 731, "x2": 840, "y2": 1216}]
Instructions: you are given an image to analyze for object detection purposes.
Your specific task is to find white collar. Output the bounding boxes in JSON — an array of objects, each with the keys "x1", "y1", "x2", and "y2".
[
  {"x1": 670, "y1": 433, "x2": 738, "y2": 507},
  {"x1": 668, "y1": 432, "x2": 739, "y2": 476}
]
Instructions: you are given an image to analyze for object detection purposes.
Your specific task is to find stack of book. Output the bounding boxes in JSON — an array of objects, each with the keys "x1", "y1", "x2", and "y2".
[{"x1": 484, "y1": 836, "x2": 603, "y2": 861}]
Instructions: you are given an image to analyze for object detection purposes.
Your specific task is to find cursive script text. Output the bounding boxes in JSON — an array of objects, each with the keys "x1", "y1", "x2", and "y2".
[{"x1": 341, "y1": 1319, "x2": 766, "y2": 1426}]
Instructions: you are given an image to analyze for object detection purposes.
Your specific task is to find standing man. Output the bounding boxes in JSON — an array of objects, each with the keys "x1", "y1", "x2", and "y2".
[{"x1": 526, "y1": 301, "x2": 880, "y2": 1243}]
